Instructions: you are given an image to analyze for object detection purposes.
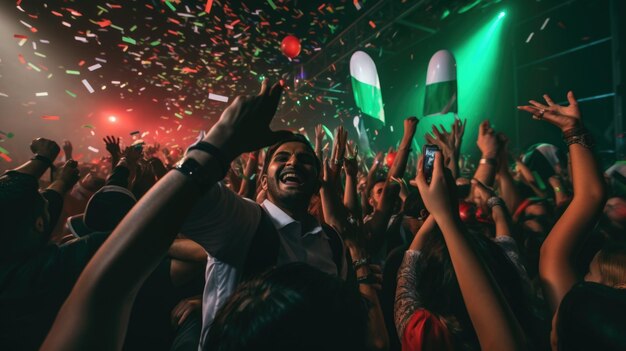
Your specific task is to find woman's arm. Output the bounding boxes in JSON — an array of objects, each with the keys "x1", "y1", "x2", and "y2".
[
  {"x1": 415, "y1": 152, "x2": 527, "y2": 351},
  {"x1": 518, "y1": 91, "x2": 606, "y2": 314}
]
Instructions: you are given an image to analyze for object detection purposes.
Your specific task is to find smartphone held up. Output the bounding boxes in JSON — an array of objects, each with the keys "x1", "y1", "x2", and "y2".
[{"x1": 423, "y1": 144, "x2": 439, "y2": 184}]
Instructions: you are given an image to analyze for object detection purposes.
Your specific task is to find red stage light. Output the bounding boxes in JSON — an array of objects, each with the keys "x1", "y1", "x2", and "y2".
[{"x1": 108, "y1": 116, "x2": 117, "y2": 122}]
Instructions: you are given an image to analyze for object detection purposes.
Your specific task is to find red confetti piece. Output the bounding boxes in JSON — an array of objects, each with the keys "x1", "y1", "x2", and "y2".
[
  {"x1": 18, "y1": 54, "x2": 26, "y2": 64},
  {"x1": 41, "y1": 115, "x2": 60, "y2": 120},
  {"x1": 13, "y1": 34, "x2": 28, "y2": 39},
  {"x1": 368, "y1": 20, "x2": 376, "y2": 28},
  {"x1": 205, "y1": 0, "x2": 213, "y2": 13},
  {"x1": 0, "y1": 153, "x2": 12, "y2": 162},
  {"x1": 96, "y1": 19, "x2": 112, "y2": 28}
]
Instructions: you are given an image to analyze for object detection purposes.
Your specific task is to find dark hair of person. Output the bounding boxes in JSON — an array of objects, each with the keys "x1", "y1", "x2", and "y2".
[
  {"x1": 261, "y1": 134, "x2": 321, "y2": 176},
  {"x1": 557, "y1": 282, "x2": 626, "y2": 351},
  {"x1": 415, "y1": 229, "x2": 547, "y2": 350},
  {"x1": 205, "y1": 263, "x2": 367, "y2": 351},
  {"x1": 0, "y1": 173, "x2": 46, "y2": 259}
]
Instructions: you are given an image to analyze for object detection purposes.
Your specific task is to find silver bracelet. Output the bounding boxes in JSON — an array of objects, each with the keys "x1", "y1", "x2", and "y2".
[{"x1": 487, "y1": 196, "x2": 505, "y2": 209}]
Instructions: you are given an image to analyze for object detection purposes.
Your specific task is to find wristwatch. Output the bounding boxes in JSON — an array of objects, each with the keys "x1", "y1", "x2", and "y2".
[{"x1": 174, "y1": 158, "x2": 212, "y2": 192}]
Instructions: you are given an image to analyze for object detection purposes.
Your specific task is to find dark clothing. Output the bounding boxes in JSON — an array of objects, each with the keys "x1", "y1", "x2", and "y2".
[{"x1": 0, "y1": 232, "x2": 109, "y2": 350}]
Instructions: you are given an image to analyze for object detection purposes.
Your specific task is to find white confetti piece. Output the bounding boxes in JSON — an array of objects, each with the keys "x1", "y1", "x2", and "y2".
[
  {"x1": 88, "y1": 146, "x2": 99, "y2": 153},
  {"x1": 81, "y1": 79, "x2": 95, "y2": 93},
  {"x1": 88, "y1": 63, "x2": 102, "y2": 71},
  {"x1": 208, "y1": 93, "x2": 229, "y2": 102},
  {"x1": 35, "y1": 92, "x2": 48, "y2": 97},
  {"x1": 74, "y1": 36, "x2": 87, "y2": 43}
]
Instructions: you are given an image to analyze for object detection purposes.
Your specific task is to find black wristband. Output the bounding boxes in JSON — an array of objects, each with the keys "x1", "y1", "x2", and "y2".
[
  {"x1": 187, "y1": 141, "x2": 228, "y2": 178},
  {"x1": 31, "y1": 154, "x2": 53, "y2": 167},
  {"x1": 174, "y1": 158, "x2": 213, "y2": 191}
]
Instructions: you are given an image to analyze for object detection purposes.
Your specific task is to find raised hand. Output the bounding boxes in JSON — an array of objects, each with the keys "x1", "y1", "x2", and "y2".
[
  {"x1": 471, "y1": 178, "x2": 496, "y2": 213},
  {"x1": 343, "y1": 141, "x2": 359, "y2": 179},
  {"x1": 122, "y1": 145, "x2": 143, "y2": 165},
  {"x1": 55, "y1": 160, "x2": 80, "y2": 192},
  {"x1": 414, "y1": 151, "x2": 454, "y2": 218},
  {"x1": 30, "y1": 138, "x2": 60, "y2": 161},
  {"x1": 315, "y1": 124, "x2": 325, "y2": 146},
  {"x1": 330, "y1": 125, "x2": 348, "y2": 175},
  {"x1": 517, "y1": 91, "x2": 581, "y2": 132},
  {"x1": 103, "y1": 136, "x2": 121, "y2": 158},
  {"x1": 476, "y1": 120, "x2": 499, "y2": 158},
  {"x1": 62, "y1": 140, "x2": 73, "y2": 160},
  {"x1": 452, "y1": 117, "x2": 466, "y2": 152},
  {"x1": 201, "y1": 79, "x2": 290, "y2": 162}
]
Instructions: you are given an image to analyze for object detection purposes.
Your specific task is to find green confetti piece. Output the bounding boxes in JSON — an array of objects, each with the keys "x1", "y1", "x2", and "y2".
[
  {"x1": 267, "y1": 0, "x2": 277, "y2": 10},
  {"x1": 0, "y1": 146, "x2": 9, "y2": 155},
  {"x1": 184, "y1": 110, "x2": 192, "y2": 115},
  {"x1": 130, "y1": 25, "x2": 137, "y2": 32},
  {"x1": 150, "y1": 40, "x2": 161, "y2": 46},
  {"x1": 96, "y1": 5, "x2": 109, "y2": 13},
  {"x1": 322, "y1": 125, "x2": 334, "y2": 141},
  {"x1": 216, "y1": 75, "x2": 223, "y2": 81},
  {"x1": 110, "y1": 24, "x2": 124, "y2": 32},
  {"x1": 165, "y1": 0, "x2": 176, "y2": 11},
  {"x1": 34, "y1": 52, "x2": 46, "y2": 58},
  {"x1": 65, "y1": 90, "x2": 77, "y2": 98},
  {"x1": 82, "y1": 124, "x2": 95, "y2": 129},
  {"x1": 122, "y1": 36, "x2": 137, "y2": 45},
  {"x1": 27, "y1": 62, "x2": 41, "y2": 72},
  {"x1": 65, "y1": 70, "x2": 80, "y2": 75},
  {"x1": 174, "y1": 113, "x2": 183, "y2": 119}
]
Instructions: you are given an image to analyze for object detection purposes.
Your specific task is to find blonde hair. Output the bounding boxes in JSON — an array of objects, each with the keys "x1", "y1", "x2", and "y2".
[{"x1": 597, "y1": 245, "x2": 626, "y2": 288}]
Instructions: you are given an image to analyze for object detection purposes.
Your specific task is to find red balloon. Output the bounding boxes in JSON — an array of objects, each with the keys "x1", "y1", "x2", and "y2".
[{"x1": 281, "y1": 35, "x2": 301, "y2": 59}]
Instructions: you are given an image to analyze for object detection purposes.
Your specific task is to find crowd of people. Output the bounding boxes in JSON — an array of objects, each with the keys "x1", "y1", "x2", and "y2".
[{"x1": 1, "y1": 79, "x2": 625, "y2": 351}]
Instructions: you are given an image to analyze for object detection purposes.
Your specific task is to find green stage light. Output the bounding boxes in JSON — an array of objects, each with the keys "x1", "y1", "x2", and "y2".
[{"x1": 414, "y1": 10, "x2": 508, "y2": 154}]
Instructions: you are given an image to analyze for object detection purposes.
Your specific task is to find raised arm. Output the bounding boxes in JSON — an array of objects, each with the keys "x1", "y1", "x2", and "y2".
[
  {"x1": 494, "y1": 133, "x2": 522, "y2": 213},
  {"x1": 415, "y1": 152, "x2": 527, "y2": 350},
  {"x1": 41, "y1": 79, "x2": 289, "y2": 351},
  {"x1": 364, "y1": 118, "x2": 417, "y2": 254},
  {"x1": 518, "y1": 91, "x2": 606, "y2": 314},
  {"x1": 473, "y1": 120, "x2": 499, "y2": 187},
  {"x1": 238, "y1": 151, "x2": 259, "y2": 200},
  {"x1": 10, "y1": 138, "x2": 60, "y2": 179},
  {"x1": 343, "y1": 141, "x2": 361, "y2": 218},
  {"x1": 103, "y1": 136, "x2": 122, "y2": 170}
]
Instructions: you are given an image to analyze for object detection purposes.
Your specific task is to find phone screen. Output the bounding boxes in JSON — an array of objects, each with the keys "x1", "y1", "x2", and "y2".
[{"x1": 423, "y1": 144, "x2": 439, "y2": 183}]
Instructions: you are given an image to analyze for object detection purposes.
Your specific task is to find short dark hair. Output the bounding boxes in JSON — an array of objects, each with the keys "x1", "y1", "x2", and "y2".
[
  {"x1": 262, "y1": 134, "x2": 321, "y2": 176},
  {"x1": 206, "y1": 263, "x2": 367, "y2": 351}
]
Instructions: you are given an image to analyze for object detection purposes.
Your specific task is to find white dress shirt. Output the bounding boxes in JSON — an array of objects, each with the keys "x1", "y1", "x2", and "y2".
[{"x1": 180, "y1": 183, "x2": 346, "y2": 350}]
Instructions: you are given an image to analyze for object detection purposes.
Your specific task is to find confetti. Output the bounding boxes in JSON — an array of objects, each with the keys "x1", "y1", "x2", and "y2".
[
  {"x1": 122, "y1": 36, "x2": 137, "y2": 45},
  {"x1": 35, "y1": 92, "x2": 48, "y2": 97},
  {"x1": 205, "y1": 0, "x2": 213, "y2": 14},
  {"x1": 88, "y1": 146, "x2": 100, "y2": 153},
  {"x1": 41, "y1": 115, "x2": 60, "y2": 120},
  {"x1": 81, "y1": 79, "x2": 95, "y2": 93},
  {"x1": 87, "y1": 64, "x2": 102, "y2": 71},
  {"x1": 164, "y1": 1, "x2": 176, "y2": 12},
  {"x1": 66, "y1": 70, "x2": 80, "y2": 75},
  {"x1": 208, "y1": 93, "x2": 229, "y2": 102}
]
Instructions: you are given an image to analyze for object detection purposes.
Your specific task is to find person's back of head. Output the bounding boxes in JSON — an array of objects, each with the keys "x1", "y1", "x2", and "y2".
[
  {"x1": 205, "y1": 263, "x2": 367, "y2": 351},
  {"x1": 417, "y1": 229, "x2": 545, "y2": 349},
  {"x1": 557, "y1": 282, "x2": 626, "y2": 351}
]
